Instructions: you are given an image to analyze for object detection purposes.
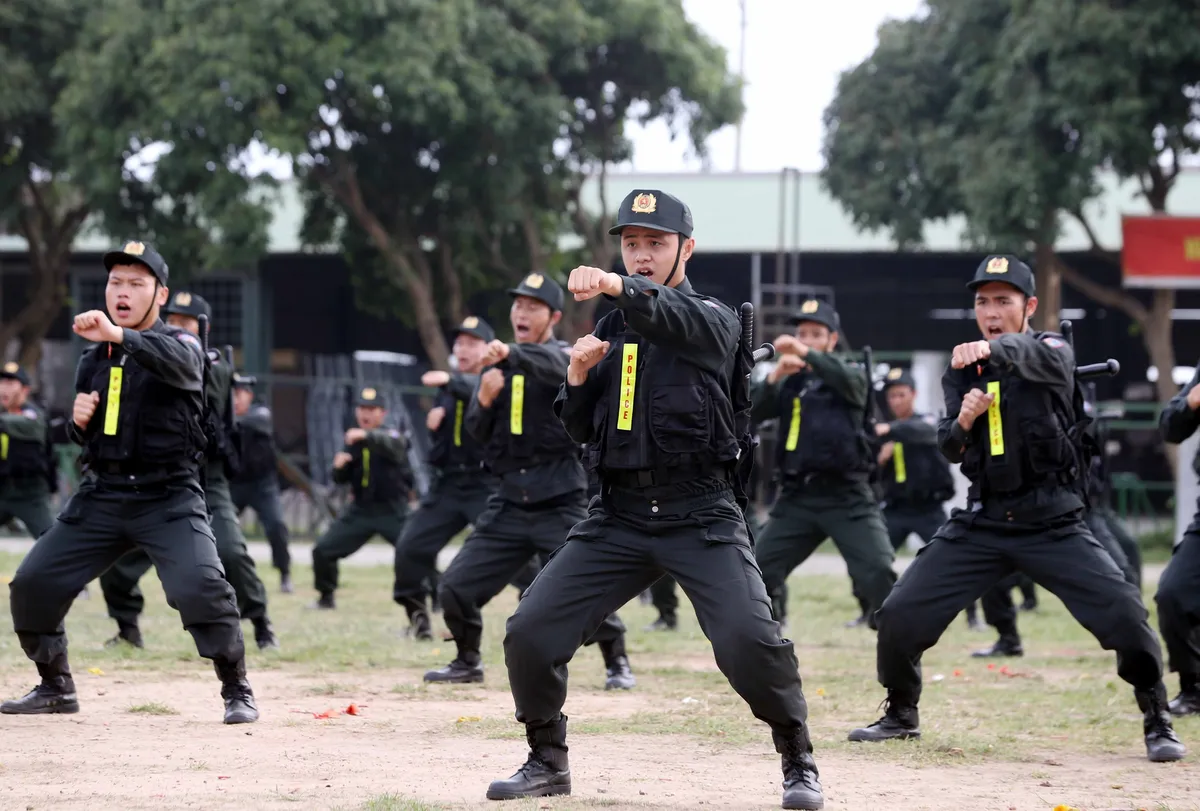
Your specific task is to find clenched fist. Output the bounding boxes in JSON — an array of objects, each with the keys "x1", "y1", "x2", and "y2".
[
  {"x1": 951, "y1": 340, "x2": 992, "y2": 370},
  {"x1": 477, "y1": 368, "x2": 506, "y2": 407},
  {"x1": 1187, "y1": 384, "x2": 1200, "y2": 411},
  {"x1": 422, "y1": 371, "x2": 450, "y2": 388},
  {"x1": 768, "y1": 354, "x2": 806, "y2": 383},
  {"x1": 480, "y1": 340, "x2": 511, "y2": 368},
  {"x1": 773, "y1": 335, "x2": 809, "y2": 358},
  {"x1": 957, "y1": 388, "x2": 995, "y2": 431},
  {"x1": 73, "y1": 391, "x2": 100, "y2": 430},
  {"x1": 426, "y1": 406, "x2": 446, "y2": 432},
  {"x1": 567, "y1": 335, "x2": 611, "y2": 386},
  {"x1": 333, "y1": 451, "x2": 352, "y2": 469},
  {"x1": 344, "y1": 428, "x2": 367, "y2": 445},
  {"x1": 73, "y1": 311, "x2": 123, "y2": 344},
  {"x1": 567, "y1": 266, "x2": 623, "y2": 302}
]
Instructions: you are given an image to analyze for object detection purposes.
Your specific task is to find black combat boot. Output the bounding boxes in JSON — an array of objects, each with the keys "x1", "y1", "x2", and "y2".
[
  {"x1": 0, "y1": 654, "x2": 80, "y2": 715},
  {"x1": 848, "y1": 692, "x2": 921, "y2": 742},
  {"x1": 1169, "y1": 673, "x2": 1200, "y2": 717},
  {"x1": 215, "y1": 659, "x2": 259, "y2": 725},
  {"x1": 774, "y1": 728, "x2": 824, "y2": 810},
  {"x1": 599, "y1": 638, "x2": 635, "y2": 691},
  {"x1": 280, "y1": 572, "x2": 294, "y2": 594},
  {"x1": 407, "y1": 608, "x2": 433, "y2": 641},
  {"x1": 971, "y1": 633, "x2": 1023, "y2": 658},
  {"x1": 643, "y1": 615, "x2": 677, "y2": 632},
  {"x1": 1136, "y1": 685, "x2": 1187, "y2": 762},
  {"x1": 486, "y1": 715, "x2": 571, "y2": 800},
  {"x1": 843, "y1": 615, "x2": 868, "y2": 628},
  {"x1": 308, "y1": 593, "x2": 335, "y2": 610},
  {"x1": 104, "y1": 622, "x2": 145, "y2": 649},
  {"x1": 253, "y1": 617, "x2": 280, "y2": 651},
  {"x1": 425, "y1": 655, "x2": 484, "y2": 683}
]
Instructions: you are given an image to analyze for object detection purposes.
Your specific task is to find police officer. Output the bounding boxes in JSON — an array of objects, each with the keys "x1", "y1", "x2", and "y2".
[
  {"x1": 488, "y1": 190, "x2": 823, "y2": 810},
  {"x1": 1151, "y1": 362, "x2": 1200, "y2": 716},
  {"x1": 751, "y1": 299, "x2": 897, "y2": 631},
  {"x1": 847, "y1": 255, "x2": 1184, "y2": 763},
  {"x1": 99, "y1": 292, "x2": 278, "y2": 651},
  {"x1": 2, "y1": 241, "x2": 256, "y2": 723},
  {"x1": 311, "y1": 385, "x2": 412, "y2": 609},
  {"x1": 393, "y1": 316, "x2": 539, "y2": 639},
  {"x1": 423, "y1": 274, "x2": 633, "y2": 691},
  {"x1": 0, "y1": 363, "x2": 55, "y2": 540},
  {"x1": 230, "y1": 373, "x2": 293, "y2": 593},
  {"x1": 1086, "y1": 390, "x2": 1142, "y2": 587}
]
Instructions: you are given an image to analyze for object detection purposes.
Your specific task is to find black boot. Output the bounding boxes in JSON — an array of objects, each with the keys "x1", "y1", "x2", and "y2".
[
  {"x1": 844, "y1": 615, "x2": 868, "y2": 628},
  {"x1": 599, "y1": 638, "x2": 635, "y2": 691},
  {"x1": 104, "y1": 622, "x2": 144, "y2": 649},
  {"x1": 214, "y1": 659, "x2": 259, "y2": 725},
  {"x1": 775, "y1": 728, "x2": 824, "y2": 810},
  {"x1": 486, "y1": 715, "x2": 571, "y2": 800},
  {"x1": 971, "y1": 633, "x2": 1023, "y2": 658},
  {"x1": 1168, "y1": 673, "x2": 1200, "y2": 717},
  {"x1": 280, "y1": 572, "x2": 294, "y2": 594},
  {"x1": 408, "y1": 608, "x2": 433, "y2": 641},
  {"x1": 1137, "y1": 685, "x2": 1187, "y2": 762},
  {"x1": 848, "y1": 693, "x2": 921, "y2": 742},
  {"x1": 0, "y1": 654, "x2": 80, "y2": 715},
  {"x1": 308, "y1": 593, "x2": 335, "y2": 610},
  {"x1": 425, "y1": 653, "x2": 484, "y2": 683},
  {"x1": 253, "y1": 617, "x2": 280, "y2": 651},
  {"x1": 643, "y1": 615, "x2": 677, "y2": 632}
]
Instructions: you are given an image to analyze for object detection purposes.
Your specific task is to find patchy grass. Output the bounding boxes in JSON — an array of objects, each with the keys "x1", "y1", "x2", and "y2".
[{"x1": 126, "y1": 701, "x2": 178, "y2": 715}]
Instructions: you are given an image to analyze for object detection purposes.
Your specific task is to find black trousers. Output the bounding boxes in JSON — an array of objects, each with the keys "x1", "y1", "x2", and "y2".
[
  {"x1": 9, "y1": 483, "x2": 244, "y2": 665},
  {"x1": 505, "y1": 486, "x2": 810, "y2": 737},
  {"x1": 231, "y1": 476, "x2": 291, "y2": 575},
  {"x1": 1155, "y1": 530, "x2": 1200, "y2": 678},
  {"x1": 437, "y1": 490, "x2": 625, "y2": 665},
  {"x1": 875, "y1": 511, "x2": 1163, "y2": 702}
]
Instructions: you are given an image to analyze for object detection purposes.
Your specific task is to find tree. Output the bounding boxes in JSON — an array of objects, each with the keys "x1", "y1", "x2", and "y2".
[
  {"x1": 121, "y1": 0, "x2": 740, "y2": 368},
  {"x1": 822, "y1": 0, "x2": 1200, "y2": 425}
]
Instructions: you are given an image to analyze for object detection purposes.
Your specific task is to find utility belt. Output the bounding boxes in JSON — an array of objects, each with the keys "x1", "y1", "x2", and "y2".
[
  {"x1": 91, "y1": 459, "x2": 197, "y2": 488},
  {"x1": 780, "y1": 470, "x2": 869, "y2": 488},
  {"x1": 440, "y1": 463, "x2": 484, "y2": 476},
  {"x1": 602, "y1": 480, "x2": 733, "y2": 518},
  {"x1": 601, "y1": 464, "x2": 728, "y2": 490}
]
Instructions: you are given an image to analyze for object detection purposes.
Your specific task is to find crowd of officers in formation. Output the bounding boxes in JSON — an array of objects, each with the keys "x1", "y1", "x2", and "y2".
[{"x1": 2, "y1": 188, "x2": 1200, "y2": 810}]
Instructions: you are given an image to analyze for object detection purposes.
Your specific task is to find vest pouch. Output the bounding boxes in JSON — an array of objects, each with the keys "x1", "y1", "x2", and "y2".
[
  {"x1": 1025, "y1": 427, "x2": 1074, "y2": 478},
  {"x1": 650, "y1": 384, "x2": 710, "y2": 454}
]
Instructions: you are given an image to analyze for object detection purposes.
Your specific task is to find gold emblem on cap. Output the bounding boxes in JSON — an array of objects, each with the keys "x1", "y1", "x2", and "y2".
[
  {"x1": 361, "y1": 387, "x2": 377, "y2": 401},
  {"x1": 986, "y1": 257, "x2": 1009, "y2": 274},
  {"x1": 524, "y1": 273, "x2": 544, "y2": 289},
  {"x1": 800, "y1": 300, "x2": 819, "y2": 314},
  {"x1": 462, "y1": 316, "x2": 479, "y2": 329},
  {"x1": 887, "y1": 368, "x2": 903, "y2": 381},
  {"x1": 175, "y1": 292, "x2": 192, "y2": 307},
  {"x1": 123, "y1": 241, "x2": 146, "y2": 256},
  {"x1": 631, "y1": 193, "x2": 657, "y2": 214},
  {"x1": 3, "y1": 362, "x2": 18, "y2": 373}
]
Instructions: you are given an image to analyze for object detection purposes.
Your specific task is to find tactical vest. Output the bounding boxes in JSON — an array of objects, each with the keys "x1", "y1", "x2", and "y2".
[
  {"x1": 882, "y1": 421, "x2": 955, "y2": 506},
  {"x1": 960, "y1": 365, "x2": 1084, "y2": 501},
  {"x1": 774, "y1": 372, "x2": 871, "y2": 478},
  {"x1": 483, "y1": 341, "x2": 581, "y2": 474},
  {"x1": 83, "y1": 336, "x2": 207, "y2": 471},
  {"x1": 585, "y1": 329, "x2": 740, "y2": 476},
  {"x1": 427, "y1": 389, "x2": 485, "y2": 472},
  {"x1": 350, "y1": 438, "x2": 411, "y2": 504},
  {"x1": 0, "y1": 407, "x2": 50, "y2": 480},
  {"x1": 236, "y1": 412, "x2": 277, "y2": 481}
]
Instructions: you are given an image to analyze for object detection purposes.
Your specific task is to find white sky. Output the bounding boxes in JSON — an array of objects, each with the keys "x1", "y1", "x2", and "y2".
[{"x1": 622, "y1": 0, "x2": 926, "y2": 173}]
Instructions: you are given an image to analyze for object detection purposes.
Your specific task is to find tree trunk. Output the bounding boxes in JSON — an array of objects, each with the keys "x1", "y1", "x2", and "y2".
[
  {"x1": 1145, "y1": 288, "x2": 1178, "y2": 472},
  {"x1": 1032, "y1": 240, "x2": 1061, "y2": 332},
  {"x1": 439, "y1": 239, "x2": 465, "y2": 327}
]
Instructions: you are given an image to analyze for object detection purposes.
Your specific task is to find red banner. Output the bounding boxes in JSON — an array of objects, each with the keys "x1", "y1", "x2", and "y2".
[{"x1": 1122, "y1": 216, "x2": 1200, "y2": 288}]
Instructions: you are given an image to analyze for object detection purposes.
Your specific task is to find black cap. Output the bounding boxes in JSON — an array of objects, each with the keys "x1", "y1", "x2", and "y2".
[
  {"x1": 453, "y1": 315, "x2": 496, "y2": 343},
  {"x1": 608, "y1": 189, "x2": 694, "y2": 238},
  {"x1": 232, "y1": 372, "x2": 257, "y2": 388},
  {"x1": 790, "y1": 299, "x2": 841, "y2": 332},
  {"x1": 882, "y1": 367, "x2": 916, "y2": 390},
  {"x1": 103, "y1": 240, "x2": 169, "y2": 286},
  {"x1": 162, "y1": 291, "x2": 213, "y2": 321},
  {"x1": 355, "y1": 385, "x2": 385, "y2": 408},
  {"x1": 507, "y1": 273, "x2": 564, "y2": 312},
  {"x1": 0, "y1": 361, "x2": 30, "y2": 386},
  {"x1": 966, "y1": 255, "x2": 1035, "y2": 298}
]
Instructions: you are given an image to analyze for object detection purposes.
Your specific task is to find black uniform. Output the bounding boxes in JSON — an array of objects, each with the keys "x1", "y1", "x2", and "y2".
[
  {"x1": 490, "y1": 190, "x2": 823, "y2": 810},
  {"x1": 1155, "y1": 362, "x2": 1200, "y2": 716},
  {"x1": 424, "y1": 275, "x2": 629, "y2": 688},
  {"x1": 230, "y1": 375, "x2": 292, "y2": 590},
  {"x1": 0, "y1": 363, "x2": 55, "y2": 540},
  {"x1": 311, "y1": 386, "x2": 413, "y2": 606},
  {"x1": 2, "y1": 241, "x2": 256, "y2": 724},
  {"x1": 99, "y1": 292, "x2": 275, "y2": 651},
  {"x1": 848, "y1": 255, "x2": 1183, "y2": 763},
  {"x1": 393, "y1": 316, "x2": 538, "y2": 639},
  {"x1": 752, "y1": 300, "x2": 897, "y2": 629}
]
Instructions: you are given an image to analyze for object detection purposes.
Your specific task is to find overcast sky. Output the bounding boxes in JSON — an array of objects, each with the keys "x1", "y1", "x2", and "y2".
[{"x1": 622, "y1": 0, "x2": 926, "y2": 174}]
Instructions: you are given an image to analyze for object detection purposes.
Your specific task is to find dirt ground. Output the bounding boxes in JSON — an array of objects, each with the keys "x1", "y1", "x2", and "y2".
[{"x1": 1, "y1": 668, "x2": 1195, "y2": 811}]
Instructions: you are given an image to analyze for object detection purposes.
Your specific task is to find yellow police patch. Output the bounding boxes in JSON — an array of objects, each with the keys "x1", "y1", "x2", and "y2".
[
  {"x1": 986, "y1": 381, "x2": 1004, "y2": 455},
  {"x1": 616, "y1": 343, "x2": 638, "y2": 431},
  {"x1": 893, "y1": 442, "x2": 907, "y2": 483},
  {"x1": 510, "y1": 375, "x2": 525, "y2": 435}
]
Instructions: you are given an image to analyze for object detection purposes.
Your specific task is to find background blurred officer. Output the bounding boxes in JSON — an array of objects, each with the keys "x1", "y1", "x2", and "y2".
[{"x1": 0, "y1": 362, "x2": 55, "y2": 540}]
